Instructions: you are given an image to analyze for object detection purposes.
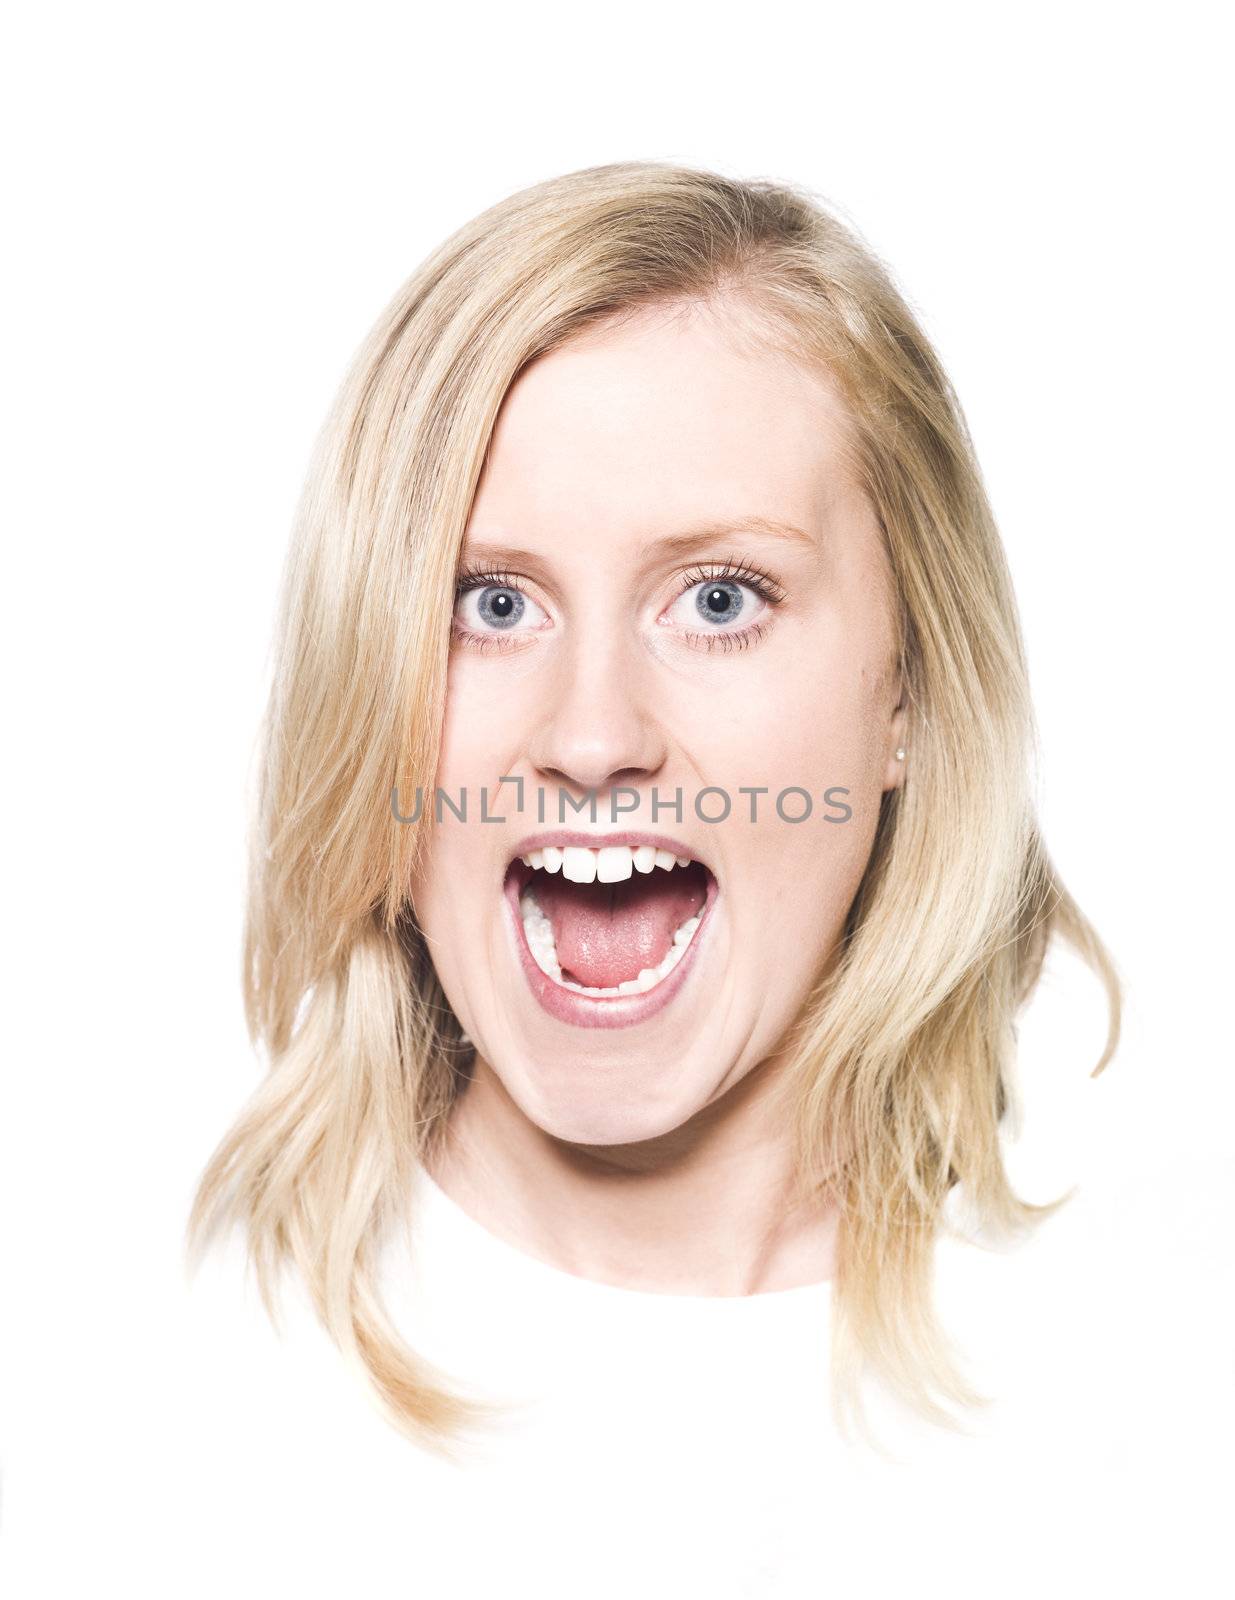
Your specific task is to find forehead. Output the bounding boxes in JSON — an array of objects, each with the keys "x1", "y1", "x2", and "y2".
[{"x1": 468, "y1": 302, "x2": 859, "y2": 545}]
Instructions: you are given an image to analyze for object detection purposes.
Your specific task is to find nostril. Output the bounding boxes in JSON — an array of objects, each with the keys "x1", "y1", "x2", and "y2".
[{"x1": 532, "y1": 774, "x2": 656, "y2": 811}]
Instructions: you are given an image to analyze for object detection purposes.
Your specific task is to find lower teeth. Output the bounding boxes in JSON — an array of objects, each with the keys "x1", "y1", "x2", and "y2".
[{"x1": 519, "y1": 887, "x2": 702, "y2": 997}]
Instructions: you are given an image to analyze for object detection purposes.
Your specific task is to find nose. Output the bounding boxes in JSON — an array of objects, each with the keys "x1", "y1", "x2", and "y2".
[{"x1": 526, "y1": 623, "x2": 668, "y2": 796}]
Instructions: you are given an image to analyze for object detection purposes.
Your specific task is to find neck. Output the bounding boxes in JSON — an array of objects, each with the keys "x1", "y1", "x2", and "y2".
[{"x1": 423, "y1": 1054, "x2": 839, "y2": 1296}]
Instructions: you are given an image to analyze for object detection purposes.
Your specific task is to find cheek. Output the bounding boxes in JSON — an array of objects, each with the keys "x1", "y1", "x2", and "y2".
[
  {"x1": 408, "y1": 675, "x2": 490, "y2": 922},
  {"x1": 436, "y1": 662, "x2": 485, "y2": 774},
  {"x1": 679, "y1": 649, "x2": 888, "y2": 798},
  {"x1": 433, "y1": 657, "x2": 525, "y2": 782},
  {"x1": 701, "y1": 651, "x2": 890, "y2": 936}
]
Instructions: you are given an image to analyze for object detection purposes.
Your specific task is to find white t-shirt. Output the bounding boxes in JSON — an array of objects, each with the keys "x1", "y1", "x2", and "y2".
[{"x1": 3, "y1": 1157, "x2": 1224, "y2": 1597}]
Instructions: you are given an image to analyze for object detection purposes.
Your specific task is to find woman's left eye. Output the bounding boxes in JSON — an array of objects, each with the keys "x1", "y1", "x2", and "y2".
[{"x1": 664, "y1": 577, "x2": 770, "y2": 631}]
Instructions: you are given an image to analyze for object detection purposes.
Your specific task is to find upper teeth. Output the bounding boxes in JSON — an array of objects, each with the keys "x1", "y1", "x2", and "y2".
[{"x1": 519, "y1": 844, "x2": 692, "y2": 883}]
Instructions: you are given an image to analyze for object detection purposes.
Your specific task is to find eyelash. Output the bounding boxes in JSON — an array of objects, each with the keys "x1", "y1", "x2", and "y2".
[
  {"x1": 673, "y1": 558, "x2": 784, "y2": 652},
  {"x1": 452, "y1": 565, "x2": 538, "y2": 655},
  {"x1": 452, "y1": 555, "x2": 786, "y2": 655}
]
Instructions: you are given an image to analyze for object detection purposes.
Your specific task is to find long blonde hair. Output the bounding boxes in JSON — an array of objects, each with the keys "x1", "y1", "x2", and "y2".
[{"x1": 186, "y1": 160, "x2": 1120, "y2": 1459}]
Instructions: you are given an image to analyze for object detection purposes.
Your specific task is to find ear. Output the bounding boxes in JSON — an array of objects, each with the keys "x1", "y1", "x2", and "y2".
[{"x1": 881, "y1": 673, "x2": 909, "y2": 793}]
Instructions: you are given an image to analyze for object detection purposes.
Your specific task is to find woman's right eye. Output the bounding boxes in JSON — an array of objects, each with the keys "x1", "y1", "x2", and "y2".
[{"x1": 454, "y1": 582, "x2": 549, "y2": 635}]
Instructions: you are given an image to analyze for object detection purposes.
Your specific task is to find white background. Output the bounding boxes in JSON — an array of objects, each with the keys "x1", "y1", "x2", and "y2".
[{"x1": 1, "y1": 1, "x2": 1231, "y2": 1593}]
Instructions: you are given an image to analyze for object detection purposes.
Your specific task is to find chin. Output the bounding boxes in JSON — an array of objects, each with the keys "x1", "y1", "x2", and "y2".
[{"x1": 493, "y1": 1046, "x2": 720, "y2": 1149}]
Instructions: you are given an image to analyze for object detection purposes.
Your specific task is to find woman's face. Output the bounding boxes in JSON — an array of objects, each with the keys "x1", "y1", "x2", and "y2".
[{"x1": 411, "y1": 300, "x2": 905, "y2": 1145}]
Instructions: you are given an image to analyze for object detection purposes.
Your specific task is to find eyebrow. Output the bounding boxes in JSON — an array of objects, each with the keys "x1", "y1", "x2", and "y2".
[
  {"x1": 458, "y1": 515, "x2": 818, "y2": 572},
  {"x1": 640, "y1": 515, "x2": 818, "y2": 559}
]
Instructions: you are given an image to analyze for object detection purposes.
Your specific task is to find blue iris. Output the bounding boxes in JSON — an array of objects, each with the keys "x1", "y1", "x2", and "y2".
[
  {"x1": 478, "y1": 587, "x2": 525, "y2": 628},
  {"x1": 696, "y1": 581, "x2": 743, "y2": 623}
]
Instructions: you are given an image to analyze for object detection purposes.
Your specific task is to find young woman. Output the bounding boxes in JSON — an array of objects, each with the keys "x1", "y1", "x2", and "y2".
[{"x1": 188, "y1": 160, "x2": 1119, "y2": 1490}]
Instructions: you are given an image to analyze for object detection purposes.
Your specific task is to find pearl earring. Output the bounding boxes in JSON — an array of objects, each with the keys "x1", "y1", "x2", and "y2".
[{"x1": 895, "y1": 747, "x2": 906, "y2": 761}]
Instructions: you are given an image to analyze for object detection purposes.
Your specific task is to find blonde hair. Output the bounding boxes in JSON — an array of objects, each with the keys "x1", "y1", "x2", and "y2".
[{"x1": 186, "y1": 159, "x2": 1121, "y2": 1459}]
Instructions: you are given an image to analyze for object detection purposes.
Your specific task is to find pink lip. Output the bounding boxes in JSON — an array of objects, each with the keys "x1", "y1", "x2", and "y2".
[{"x1": 502, "y1": 859, "x2": 718, "y2": 1030}]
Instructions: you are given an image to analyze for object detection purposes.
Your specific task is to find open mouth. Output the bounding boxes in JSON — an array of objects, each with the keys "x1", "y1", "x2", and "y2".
[{"x1": 503, "y1": 838, "x2": 717, "y2": 1016}]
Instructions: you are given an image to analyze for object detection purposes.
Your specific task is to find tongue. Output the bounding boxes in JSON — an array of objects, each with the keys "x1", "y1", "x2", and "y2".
[{"x1": 533, "y1": 870, "x2": 705, "y2": 988}]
